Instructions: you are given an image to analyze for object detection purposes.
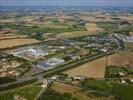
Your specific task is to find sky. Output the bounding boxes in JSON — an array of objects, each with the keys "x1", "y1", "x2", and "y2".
[{"x1": 0, "y1": 0, "x2": 133, "y2": 7}]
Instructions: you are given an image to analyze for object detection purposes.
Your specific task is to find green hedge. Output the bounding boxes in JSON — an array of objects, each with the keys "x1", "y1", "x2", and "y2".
[{"x1": 0, "y1": 78, "x2": 37, "y2": 91}]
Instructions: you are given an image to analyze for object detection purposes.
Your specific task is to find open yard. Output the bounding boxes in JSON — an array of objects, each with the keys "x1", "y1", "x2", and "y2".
[
  {"x1": 64, "y1": 57, "x2": 106, "y2": 78},
  {"x1": 0, "y1": 38, "x2": 40, "y2": 49}
]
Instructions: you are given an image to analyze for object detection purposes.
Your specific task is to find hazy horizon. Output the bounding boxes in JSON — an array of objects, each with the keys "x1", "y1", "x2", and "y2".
[{"x1": 0, "y1": 0, "x2": 133, "y2": 7}]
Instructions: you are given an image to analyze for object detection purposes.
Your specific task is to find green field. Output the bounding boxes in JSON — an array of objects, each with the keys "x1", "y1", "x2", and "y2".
[
  {"x1": 111, "y1": 83, "x2": 133, "y2": 100},
  {"x1": 97, "y1": 23, "x2": 133, "y2": 32},
  {"x1": 97, "y1": 23, "x2": 119, "y2": 31},
  {"x1": 105, "y1": 66, "x2": 133, "y2": 78},
  {"x1": 0, "y1": 23, "x2": 86, "y2": 35},
  {"x1": 0, "y1": 84, "x2": 42, "y2": 100},
  {"x1": 81, "y1": 79, "x2": 133, "y2": 100},
  {"x1": 105, "y1": 66, "x2": 124, "y2": 78},
  {"x1": 38, "y1": 89, "x2": 78, "y2": 100},
  {"x1": 81, "y1": 79, "x2": 111, "y2": 91}
]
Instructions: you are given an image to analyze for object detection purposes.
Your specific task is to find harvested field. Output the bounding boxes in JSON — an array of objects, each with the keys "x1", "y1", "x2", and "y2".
[
  {"x1": 51, "y1": 82, "x2": 90, "y2": 100},
  {"x1": 85, "y1": 23, "x2": 104, "y2": 32},
  {"x1": 43, "y1": 21, "x2": 69, "y2": 29},
  {"x1": 0, "y1": 35, "x2": 28, "y2": 40},
  {"x1": 119, "y1": 16, "x2": 133, "y2": 21},
  {"x1": 0, "y1": 19, "x2": 16, "y2": 23},
  {"x1": 57, "y1": 23, "x2": 104, "y2": 38},
  {"x1": 129, "y1": 32, "x2": 133, "y2": 36},
  {"x1": 0, "y1": 38, "x2": 40, "y2": 49},
  {"x1": 107, "y1": 51, "x2": 133, "y2": 67},
  {"x1": 51, "y1": 82, "x2": 115, "y2": 100},
  {"x1": 51, "y1": 82, "x2": 80, "y2": 94},
  {"x1": 81, "y1": 15, "x2": 114, "y2": 23},
  {"x1": 81, "y1": 16, "x2": 96, "y2": 22},
  {"x1": 0, "y1": 28, "x2": 18, "y2": 36},
  {"x1": 57, "y1": 31, "x2": 98, "y2": 38},
  {"x1": 65, "y1": 51, "x2": 133, "y2": 78},
  {"x1": 19, "y1": 16, "x2": 36, "y2": 22},
  {"x1": 64, "y1": 57, "x2": 106, "y2": 78},
  {"x1": 124, "y1": 43, "x2": 133, "y2": 49}
]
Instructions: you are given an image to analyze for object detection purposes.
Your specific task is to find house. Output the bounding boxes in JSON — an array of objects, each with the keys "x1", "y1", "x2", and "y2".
[
  {"x1": 121, "y1": 79, "x2": 126, "y2": 84},
  {"x1": 60, "y1": 46, "x2": 66, "y2": 49},
  {"x1": 71, "y1": 55, "x2": 80, "y2": 60},
  {"x1": 130, "y1": 79, "x2": 133, "y2": 83},
  {"x1": 100, "y1": 48, "x2": 108, "y2": 52},
  {"x1": 51, "y1": 75, "x2": 59, "y2": 80},
  {"x1": 72, "y1": 76, "x2": 85, "y2": 81},
  {"x1": 118, "y1": 72, "x2": 126, "y2": 76}
]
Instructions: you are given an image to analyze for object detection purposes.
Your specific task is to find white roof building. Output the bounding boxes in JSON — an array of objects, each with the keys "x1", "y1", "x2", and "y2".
[
  {"x1": 12, "y1": 48, "x2": 48, "y2": 57},
  {"x1": 125, "y1": 36, "x2": 133, "y2": 43},
  {"x1": 47, "y1": 58, "x2": 65, "y2": 66}
]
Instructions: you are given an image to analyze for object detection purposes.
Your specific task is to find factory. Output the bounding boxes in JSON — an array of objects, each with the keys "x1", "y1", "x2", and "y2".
[
  {"x1": 37, "y1": 58, "x2": 65, "y2": 70},
  {"x1": 12, "y1": 48, "x2": 48, "y2": 59}
]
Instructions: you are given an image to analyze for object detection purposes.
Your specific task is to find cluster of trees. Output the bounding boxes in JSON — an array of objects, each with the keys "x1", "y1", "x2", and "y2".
[
  {"x1": 0, "y1": 76, "x2": 16, "y2": 85},
  {"x1": 0, "y1": 78, "x2": 37, "y2": 91}
]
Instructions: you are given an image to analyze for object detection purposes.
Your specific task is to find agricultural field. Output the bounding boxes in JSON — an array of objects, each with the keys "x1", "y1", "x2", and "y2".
[
  {"x1": 51, "y1": 82, "x2": 91, "y2": 100},
  {"x1": 51, "y1": 82, "x2": 115, "y2": 100},
  {"x1": 0, "y1": 15, "x2": 87, "y2": 36},
  {"x1": 80, "y1": 15, "x2": 100, "y2": 22},
  {"x1": 80, "y1": 15, "x2": 114, "y2": 23},
  {"x1": 0, "y1": 38, "x2": 40, "y2": 49},
  {"x1": 0, "y1": 84, "x2": 42, "y2": 100},
  {"x1": 124, "y1": 43, "x2": 133, "y2": 49},
  {"x1": 107, "y1": 51, "x2": 133, "y2": 67},
  {"x1": 57, "y1": 23, "x2": 105, "y2": 38},
  {"x1": 0, "y1": 28, "x2": 18, "y2": 36},
  {"x1": 118, "y1": 15, "x2": 133, "y2": 22},
  {"x1": 51, "y1": 82, "x2": 80, "y2": 94},
  {"x1": 0, "y1": 19, "x2": 16, "y2": 23},
  {"x1": 85, "y1": 23, "x2": 104, "y2": 32},
  {"x1": 129, "y1": 32, "x2": 133, "y2": 36},
  {"x1": 64, "y1": 51, "x2": 133, "y2": 78},
  {"x1": 97, "y1": 23, "x2": 119, "y2": 32},
  {"x1": 81, "y1": 79, "x2": 133, "y2": 100},
  {"x1": 57, "y1": 22, "x2": 105, "y2": 38},
  {"x1": 97, "y1": 22, "x2": 133, "y2": 32},
  {"x1": 64, "y1": 57, "x2": 106, "y2": 78},
  {"x1": 57, "y1": 31, "x2": 98, "y2": 38}
]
